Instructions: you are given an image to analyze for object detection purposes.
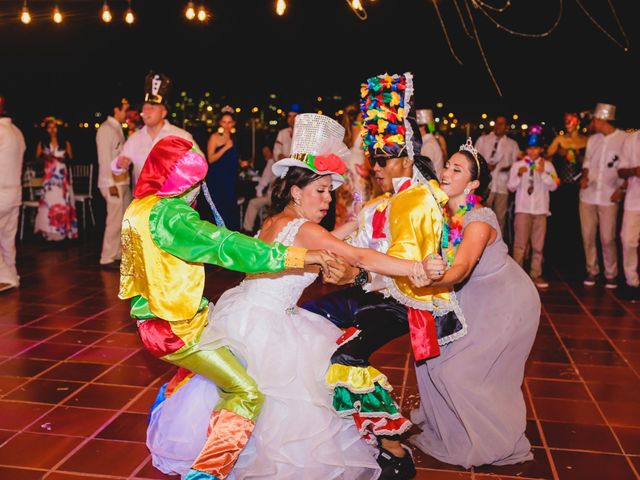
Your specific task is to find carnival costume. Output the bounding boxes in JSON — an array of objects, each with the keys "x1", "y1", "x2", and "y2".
[
  {"x1": 119, "y1": 135, "x2": 307, "y2": 480},
  {"x1": 303, "y1": 73, "x2": 467, "y2": 458},
  {"x1": 144, "y1": 115, "x2": 381, "y2": 479}
]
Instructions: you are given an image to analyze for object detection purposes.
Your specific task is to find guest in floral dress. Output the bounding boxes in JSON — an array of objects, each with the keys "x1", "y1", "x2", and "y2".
[{"x1": 34, "y1": 117, "x2": 78, "y2": 241}]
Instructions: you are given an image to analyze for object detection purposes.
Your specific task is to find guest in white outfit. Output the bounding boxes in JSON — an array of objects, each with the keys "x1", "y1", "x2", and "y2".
[
  {"x1": 617, "y1": 130, "x2": 640, "y2": 299},
  {"x1": 416, "y1": 108, "x2": 444, "y2": 175},
  {"x1": 97, "y1": 97, "x2": 131, "y2": 269},
  {"x1": 111, "y1": 72, "x2": 197, "y2": 188},
  {"x1": 579, "y1": 103, "x2": 627, "y2": 289},
  {"x1": 0, "y1": 96, "x2": 26, "y2": 292},
  {"x1": 475, "y1": 115, "x2": 520, "y2": 235},
  {"x1": 242, "y1": 145, "x2": 275, "y2": 233},
  {"x1": 272, "y1": 104, "x2": 299, "y2": 161},
  {"x1": 507, "y1": 125, "x2": 559, "y2": 289}
]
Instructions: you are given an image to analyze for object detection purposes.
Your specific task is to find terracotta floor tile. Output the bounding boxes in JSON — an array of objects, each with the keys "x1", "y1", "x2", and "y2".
[
  {"x1": 1, "y1": 327, "x2": 58, "y2": 341},
  {"x1": 540, "y1": 421, "x2": 621, "y2": 452},
  {"x1": 27, "y1": 314, "x2": 87, "y2": 330},
  {"x1": 474, "y1": 447, "x2": 553, "y2": 479},
  {"x1": 132, "y1": 458, "x2": 180, "y2": 479},
  {"x1": 0, "y1": 338, "x2": 39, "y2": 356},
  {"x1": 577, "y1": 365, "x2": 639, "y2": 384},
  {"x1": 25, "y1": 406, "x2": 115, "y2": 437},
  {"x1": 0, "y1": 357, "x2": 56, "y2": 377},
  {"x1": 58, "y1": 438, "x2": 149, "y2": 476},
  {"x1": 414, "y1": 470, "x2": 473, "y2": 479},
  {"x1": 569, "y1": 349, "x2": 627, "y2": 366},
  {"x1": 370, "y1": 351, "x2": 409, "y2": 368},
  {"x1": 555, "y1": 324, "x2": 606, "y2": 340},
  {"x1": 550, "y1": 450, "x2": 637, "y2": 480},
  {"x1": 0, "y1": 375, "x2": 27, "y2": 396},
  {"x1": 561, "y1": 338, "x2": 615, "y2": 352},
  {"x1": 67, "y1": 345, "x2": 136, "y2": 364},
  {"x1": 74, "y1": 317, "x2": 130, "y2": 332},
  {"x1": 95, "y1": 332, "x2": 143, "y2": 349},
  {"x1": 40, "y1": 362, "x2": 111, "y2": 382},
  {"x1": 96, "y1": 412, "x2": 147, "y2": 442},
  {"x1": 95, "y1": 364, "x2": 159, "y2": 387},
  {"x1": 5, "y1": 378, "x2": 83, "y2": 404},
  {"x1": 125, "y1": 388, "x2": 160, "y2": 414},
  {"x1": 18, "y1": 342, "x2": 85, "y2": 361},
  {"x1": 0, "y1": 466, "x2": 48, "y2": 479},
  {"x1": 597, "y1": 401, "x2": 640, "y2": 427},
  {"x1": 613, "y1": 338, "x2": 640, "y2": 354},
  {"x1": 524, "y1": 362, "x2": 579, "y2": 380},
  {"x1": 613, "y1": 426, "x2": 640, "y2": 455},
  {"x1": 587, "y1": 381, "x2": 640, "y2": 404},
  {"x1": 0, "y1": 400, "x2": 50, "y2": 429},
  {"x1": 410, "y1": 446, "x2": 469, "y2": 472},
  {"x1": 46, "y1": 329, "x2": 107, "y2": 346},
  {"x1": 46, "y1": 472, "x2": 127, "y2": 479},
  {"x1": 527, "y1": 379, "x2": 590, "y2": 400},
  {"x1": 0, "y1": 432, "x2": 82, "y2": 468},
  {"x1": 64, "y1": 383, "x2": 144, "y2": 410},
  {"x1": 532, "y1": 397, "x2": 605, "y2": 425}
]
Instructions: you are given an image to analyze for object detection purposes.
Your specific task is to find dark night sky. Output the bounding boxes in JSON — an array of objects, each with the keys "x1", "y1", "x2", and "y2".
[{"x1": 1, "y1": 0, "x2": 639, "y2": 127}]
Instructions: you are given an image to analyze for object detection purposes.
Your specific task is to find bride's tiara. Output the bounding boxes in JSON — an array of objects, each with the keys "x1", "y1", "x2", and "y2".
[{"x1": 459, "y1": 137, "x2": 480, "y2": 173}]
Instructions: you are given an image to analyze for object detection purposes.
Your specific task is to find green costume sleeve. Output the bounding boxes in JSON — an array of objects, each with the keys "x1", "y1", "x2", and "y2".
[{"x1": 149, "y1": 197, "x2": 289, "y2": 273}]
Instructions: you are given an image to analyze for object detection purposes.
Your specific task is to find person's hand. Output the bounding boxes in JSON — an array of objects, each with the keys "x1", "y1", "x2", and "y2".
[
  {"x1": 422, "y1": 253, "x2": 447, "y2": 281},
  {"x1": 580, "y1": 173, "x2": 589, "y2": 189},
  {"x1": 116, "y1": 155, "x2": 131, "y2": 169},
  {"x1": 536, "y1": 158, "x2": 545, "y2": 172},
  {"x1": 611, "y1": 188, "x2": 624, "y2": 203},
  {"x1": 518, "y1": 166, "x2": 528, "y2": 177},
  {"x1": 323, "y1": 257, "x2": 359, "y2": 285},
  {"x1": 303, "y1": 250, "x2": 338, "y2": 278},
  {"x1": 409, "y1": 261, "x2": 432, "y2": 288},
  {"x1": 108, "y1": 186, "x2": 119, "y2": 198}
]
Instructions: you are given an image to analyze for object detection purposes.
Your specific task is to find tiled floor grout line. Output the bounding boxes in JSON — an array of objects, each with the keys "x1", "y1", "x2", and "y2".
[
  {"x1": 543, "y1": 286, "x2": 640, "y2": 479},
  {"x1": 522, "y1": 379, "x2": 560, "y2": 480}
]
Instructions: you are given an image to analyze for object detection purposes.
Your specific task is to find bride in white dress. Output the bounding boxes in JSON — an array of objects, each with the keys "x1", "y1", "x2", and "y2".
[{"x1": 147, "y1": 114, "x2": 429, "y2": 480}]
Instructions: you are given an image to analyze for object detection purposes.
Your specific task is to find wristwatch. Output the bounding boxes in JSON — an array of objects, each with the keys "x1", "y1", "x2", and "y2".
[{"x1": 352, "y1": 267, "x2": 369, "y2": 287}]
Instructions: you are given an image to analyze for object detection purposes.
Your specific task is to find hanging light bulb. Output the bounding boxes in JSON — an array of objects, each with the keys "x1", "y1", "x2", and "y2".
[
  {"x1": 52, "y1": 4, "x2": 63, "y2": 24},
  {"x1": 196, "y1": 4, "x2": 207, "y2": 21},
  {"x1": 276, "y1": 0, "x2": 286, "y2": 16},
  {"x1": 351, "y1": 0, "x2": 363, "y2": 10},
  {"x1": 101, "y1": 1, "x2": 112, "y2": 23},
  {"x1": 346, "y1": 0, "x2": 367, "y2": 20},
  {"x1": 124, "y1": 0, "x2": 135, "y2": 24},
  {"x1": 20, "y1": 0, "x2": 31, "y2": 24},
  {"x1": 185, "y1": 1, "x2": 196, "y2": 20}
]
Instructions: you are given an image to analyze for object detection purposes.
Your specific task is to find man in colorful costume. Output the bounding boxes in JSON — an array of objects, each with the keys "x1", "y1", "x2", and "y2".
[
  {"x1": 119, "y1": 135, "x2": 331, "y2": 480},
  {"x1": 303, "y1": 72, "x2": 467, "y2": 479}
]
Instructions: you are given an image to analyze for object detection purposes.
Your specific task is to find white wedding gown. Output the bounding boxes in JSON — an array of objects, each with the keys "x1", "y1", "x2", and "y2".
[{"x1": 147, "y1": 218, "x2": 381, "y2": 480}]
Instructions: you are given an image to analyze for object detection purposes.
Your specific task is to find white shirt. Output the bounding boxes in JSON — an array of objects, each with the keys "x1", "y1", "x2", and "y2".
[
  {"x1": 0, "y1": 117, "x2": 26, "y2": 206},
  {"x1": 580, "y1": 129, "x2": 627, "y2": 206},
  {"x1": 96, "y1": 116, "x2": 128, "y2": 189},
  {"x1": 508, "y1": 157, "x2": 559, "y2": 215},
  {"x1": 255, "y1": 157, "x2": 276, "y2": 196},
  {"x1": 111, "y1": 121, "x2": 197, "y2": 187},
  {"x1": 421, "y1": 133, "x2": 443, "y2": 176},
  {"x1": 475, "y1": 133, "x2": 520, "y2": 194},
  {"x1": 620, "y1": 131, "x2": 640, "y2": 212},
  {"x1": 273, "y1": 127, "x2": 293, "y2": 161}
]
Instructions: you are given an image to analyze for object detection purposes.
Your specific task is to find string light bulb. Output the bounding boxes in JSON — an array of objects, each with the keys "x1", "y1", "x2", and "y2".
[
  {"x1": 196, "y1": 4, "x2": 208, "y2": 21},
  {"x1": 20, "y1": 0, "x2": 31, "y2": 24},
  {"x1": 124, "y1": 0, "x2": 135, "y2": 24},
  {"x1": 52, "y1": 4, "x2": 63, "y2": 24},
  {"x1": 101, "y1": 1, "x2": 112, "y2": 23},
  {"x1": 276, "y1": 0, "x2": 286, "y2": 16},
  {"x1": 185, "y1": 1, "x2": 196, "y2": 20}
]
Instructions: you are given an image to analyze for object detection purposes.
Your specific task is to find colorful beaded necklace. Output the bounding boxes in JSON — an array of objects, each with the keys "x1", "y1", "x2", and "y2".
[{"x1": 442, "y1": 194, "x2": 480, "y2": 266}]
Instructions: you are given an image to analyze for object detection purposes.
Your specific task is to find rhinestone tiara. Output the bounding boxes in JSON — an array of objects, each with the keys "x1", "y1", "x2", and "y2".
[{"x1": 459, "y1": 137, "x2": 480, "y2": 173}]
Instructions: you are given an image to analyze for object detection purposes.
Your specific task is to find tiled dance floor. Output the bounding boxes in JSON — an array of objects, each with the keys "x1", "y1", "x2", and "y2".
[{"x1": 0, "y1": 241, "x2": 639, "y2": 479}]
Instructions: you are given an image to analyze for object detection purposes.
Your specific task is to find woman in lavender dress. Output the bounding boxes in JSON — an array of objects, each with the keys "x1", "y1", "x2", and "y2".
[{"x1": 410, "y1": 143, "x2": 540, "y2": 468}]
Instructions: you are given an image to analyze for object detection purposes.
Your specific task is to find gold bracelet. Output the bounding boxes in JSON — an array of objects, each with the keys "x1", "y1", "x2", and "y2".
[{"x1": 284, "y1": 246, "x2": 307, "y2": 269}]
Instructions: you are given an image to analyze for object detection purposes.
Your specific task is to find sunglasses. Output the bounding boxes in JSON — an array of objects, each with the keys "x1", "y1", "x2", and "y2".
[{"x1": 369, "y1": 156, "x2": 389, "y2": 168}]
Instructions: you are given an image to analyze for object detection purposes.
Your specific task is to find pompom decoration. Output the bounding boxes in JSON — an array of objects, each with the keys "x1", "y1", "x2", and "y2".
[
  {"x1": 360, "y1": 73, "x2": 409, "y2": 159},
  {"x1": 441, "y1": 194, "x2": 480, "y2": 267}
]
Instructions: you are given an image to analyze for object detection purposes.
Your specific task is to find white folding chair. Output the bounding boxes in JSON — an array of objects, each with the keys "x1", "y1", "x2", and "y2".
[
  {"x1": 19, "y1": 172, "x2": 42, "y2": 241},
  {"x1": 70, "y1": 164, "x2": 96, "y2": 232}
]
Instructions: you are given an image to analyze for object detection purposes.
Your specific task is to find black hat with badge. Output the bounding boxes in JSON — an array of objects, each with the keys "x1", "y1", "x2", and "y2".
[{"x1": 143, "y1": 71, "x2": 171, "y2": 106}]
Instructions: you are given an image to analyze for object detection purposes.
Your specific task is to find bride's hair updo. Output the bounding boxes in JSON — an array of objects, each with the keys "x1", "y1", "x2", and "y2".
[
  {"x1": 270, "y1": 167, "x2": 326, "y2": 215},
  {"x1": 457, "y1": 150, "x2": 491, "y2": 198}
]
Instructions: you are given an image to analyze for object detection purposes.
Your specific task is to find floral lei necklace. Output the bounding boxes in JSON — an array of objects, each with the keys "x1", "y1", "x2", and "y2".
[{"x1": 441, "y1": 194, "x2": 480, "y2": 266}]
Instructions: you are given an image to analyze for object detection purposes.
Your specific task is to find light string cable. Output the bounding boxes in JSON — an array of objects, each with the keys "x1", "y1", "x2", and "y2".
[
  {"x1": 431, "y1": 0, "x2": 464, "y2": 65},
  {"x1": 471, "y1": 0, "x2": 564, "y2": 38},
  {"x1": 453, "y1": 0, "x2": 473, "y2": 39},
  {"x1": 574, "y1": 0, "x2": 630, "y2": 51}
]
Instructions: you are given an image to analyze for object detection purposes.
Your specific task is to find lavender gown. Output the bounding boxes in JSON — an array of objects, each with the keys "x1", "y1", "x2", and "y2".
[{"x1": 410, "y1": 208, "x2": 540, "y2": 469}]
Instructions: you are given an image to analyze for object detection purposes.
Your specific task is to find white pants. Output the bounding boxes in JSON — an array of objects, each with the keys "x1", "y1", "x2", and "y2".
[
  {"x1": 0, "y1": 197, "x2": 20, "y2": 287},
  {"x1": 243, "y1": 196, "x2": 271, "y2": 231},
  {"x1": 579, "y1": 201, "x2": 619, "y2": 280},
  {"x1": 99, "y1": 185, "x2": 132, "y2": 265},
  {"x1": 621, "y1": 209, "x2": 640, "y2": 287}
]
